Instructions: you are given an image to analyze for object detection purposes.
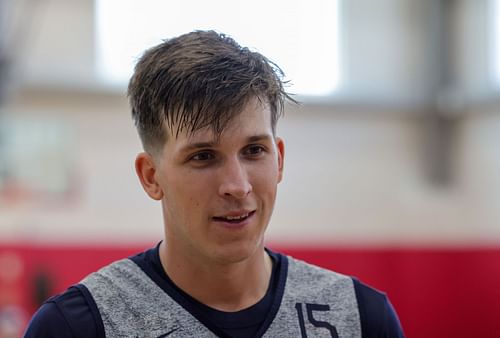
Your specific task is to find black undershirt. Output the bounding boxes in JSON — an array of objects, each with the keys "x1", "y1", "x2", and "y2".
[{"x1": 132, "y1": 244, "x2": 280, "y2": 338}]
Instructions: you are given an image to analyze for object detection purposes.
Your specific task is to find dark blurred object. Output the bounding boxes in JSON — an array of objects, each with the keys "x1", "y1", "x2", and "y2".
[
  {"x1": 423, "y1": 0, "x2": 462, "y2": 188},
  {"x1": 0, "y1": 0, "x2": 12, "y2": 191},
  {"x1": 0, "y1": 0, "x2": 41, "y2": 104},
  {"x1": 0, "y1": 0, "x2": 12, "y2": 104},
  {"x1": 0, "y1": 55, "x2": 7, "y2": 104},
  {"x1": 32, "y1": 269, "x2": 54, "y2": 307}
]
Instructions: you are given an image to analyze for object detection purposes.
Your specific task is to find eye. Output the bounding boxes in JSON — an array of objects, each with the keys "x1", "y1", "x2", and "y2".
[
  {"x1": 190, "y1": 151, "x2": 215, "y2": 162},
  {"x1": 244, "y1": 144, "x2": 266, "y2": 157}
]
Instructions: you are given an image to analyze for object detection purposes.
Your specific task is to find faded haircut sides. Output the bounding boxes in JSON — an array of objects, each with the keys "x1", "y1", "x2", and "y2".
[{"x1": 127, "y1": 30, "x2": 295, "y2": 155}]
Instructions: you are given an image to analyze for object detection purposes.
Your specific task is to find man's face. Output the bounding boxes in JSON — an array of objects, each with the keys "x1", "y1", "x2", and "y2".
[{"x1": 152, "y1": 98, "x2": 284, "y2": 264}]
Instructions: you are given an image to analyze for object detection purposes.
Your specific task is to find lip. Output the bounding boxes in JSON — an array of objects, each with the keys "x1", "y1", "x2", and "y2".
[{"x1": 212, "y1": 210, "x2": 256, "y2": 229}]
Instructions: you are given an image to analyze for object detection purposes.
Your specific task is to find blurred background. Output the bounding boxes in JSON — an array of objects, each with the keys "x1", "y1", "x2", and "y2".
[{"x1": 1, "y1": 0, "x2": 500, "y2": 337}]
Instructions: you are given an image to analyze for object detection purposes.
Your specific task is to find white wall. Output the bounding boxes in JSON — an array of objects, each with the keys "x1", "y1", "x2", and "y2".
[
  {"x1": 1, "y1": 0, "x2": 499, "y2": 246},
  {"x1": 2, "y1": 91, "x2": 500, "y2": 247}
]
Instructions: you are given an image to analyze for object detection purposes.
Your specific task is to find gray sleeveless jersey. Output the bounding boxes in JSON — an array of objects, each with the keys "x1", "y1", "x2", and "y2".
[{"x1": 81, "y1": 256, "x2": 362, "y2": 337}]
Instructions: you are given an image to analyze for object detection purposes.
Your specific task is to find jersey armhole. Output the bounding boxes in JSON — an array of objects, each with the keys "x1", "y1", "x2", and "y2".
[
  {"x1": 352, "y1": 277, "x2": 384, "y2": 337},
  {"x1": 352, "y1": 277, "x2": 405, "y2": 338},
  {"x1": 74, "y1": 284, "x2": 106, "y2": 338}
]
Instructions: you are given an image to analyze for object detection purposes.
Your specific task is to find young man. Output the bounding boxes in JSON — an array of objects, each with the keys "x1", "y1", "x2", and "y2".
[{"x1": 24, "y1": 31, "x2": 404, "y2": 337}]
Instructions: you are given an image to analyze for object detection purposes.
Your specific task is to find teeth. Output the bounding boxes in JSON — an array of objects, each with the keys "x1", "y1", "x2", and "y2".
[{"x1": 224, "y1": 213, "x2": 249, "y2": 220}]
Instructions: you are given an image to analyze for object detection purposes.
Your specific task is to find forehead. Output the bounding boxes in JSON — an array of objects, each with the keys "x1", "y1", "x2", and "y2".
[{"x1": 168, "y1": 98, "x2": 273, "y2": 148}]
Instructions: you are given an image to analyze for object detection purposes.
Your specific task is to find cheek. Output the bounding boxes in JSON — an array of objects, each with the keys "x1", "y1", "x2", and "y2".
[
  {"x1": 167, "y1": 172, "x2": 214, "y2": 211},
  {"x1": 251, "y1": 164, "x2": 280, "y2": 196}
]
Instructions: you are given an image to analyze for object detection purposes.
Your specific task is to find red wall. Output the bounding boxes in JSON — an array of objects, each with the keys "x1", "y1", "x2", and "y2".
[
  {"x1": 275, "y1": 246, "x2": 500, "y2": 338},
  {"x1": 1, "y1": 243, "x2": 499, "y2": 338}
]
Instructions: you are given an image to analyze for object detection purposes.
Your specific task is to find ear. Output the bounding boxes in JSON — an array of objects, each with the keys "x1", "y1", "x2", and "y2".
[
  {"x1": 275, "y1": 137, "x2": 285, "y2": 183},
  {"x1": 135, "y1": 152, "x2": 164, "y2": 200}
]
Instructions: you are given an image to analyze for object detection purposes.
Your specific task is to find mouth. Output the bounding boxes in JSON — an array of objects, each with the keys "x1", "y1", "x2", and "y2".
[{"x1": 212, "y1": 210, "x2": 256, "y2": 225}]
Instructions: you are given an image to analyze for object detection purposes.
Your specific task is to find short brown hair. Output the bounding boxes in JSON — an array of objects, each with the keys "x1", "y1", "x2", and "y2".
[{"x1": 128, "y1": 30, "x2": 294, "y2": 154}]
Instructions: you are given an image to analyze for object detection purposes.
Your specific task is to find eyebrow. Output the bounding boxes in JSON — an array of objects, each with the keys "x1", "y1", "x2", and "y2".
[{"x1": 181, "y1": 134, "x2": 272, "y2": 152}]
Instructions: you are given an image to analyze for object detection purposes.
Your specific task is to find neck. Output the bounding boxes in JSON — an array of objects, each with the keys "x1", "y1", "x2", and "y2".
[{"x1": 159, "y1": 241, "x2": 273, "y2": 312}]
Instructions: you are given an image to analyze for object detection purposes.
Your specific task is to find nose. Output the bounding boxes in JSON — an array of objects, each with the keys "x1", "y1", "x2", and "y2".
[{"x1": 218, "y1": 157, "x2": 252, "y2": 199}]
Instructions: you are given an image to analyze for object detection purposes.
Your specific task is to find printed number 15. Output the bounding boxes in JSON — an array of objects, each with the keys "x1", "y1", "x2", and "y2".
[{"x1": 295, "y1": 303, "x2": 339, "y2": 338}]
